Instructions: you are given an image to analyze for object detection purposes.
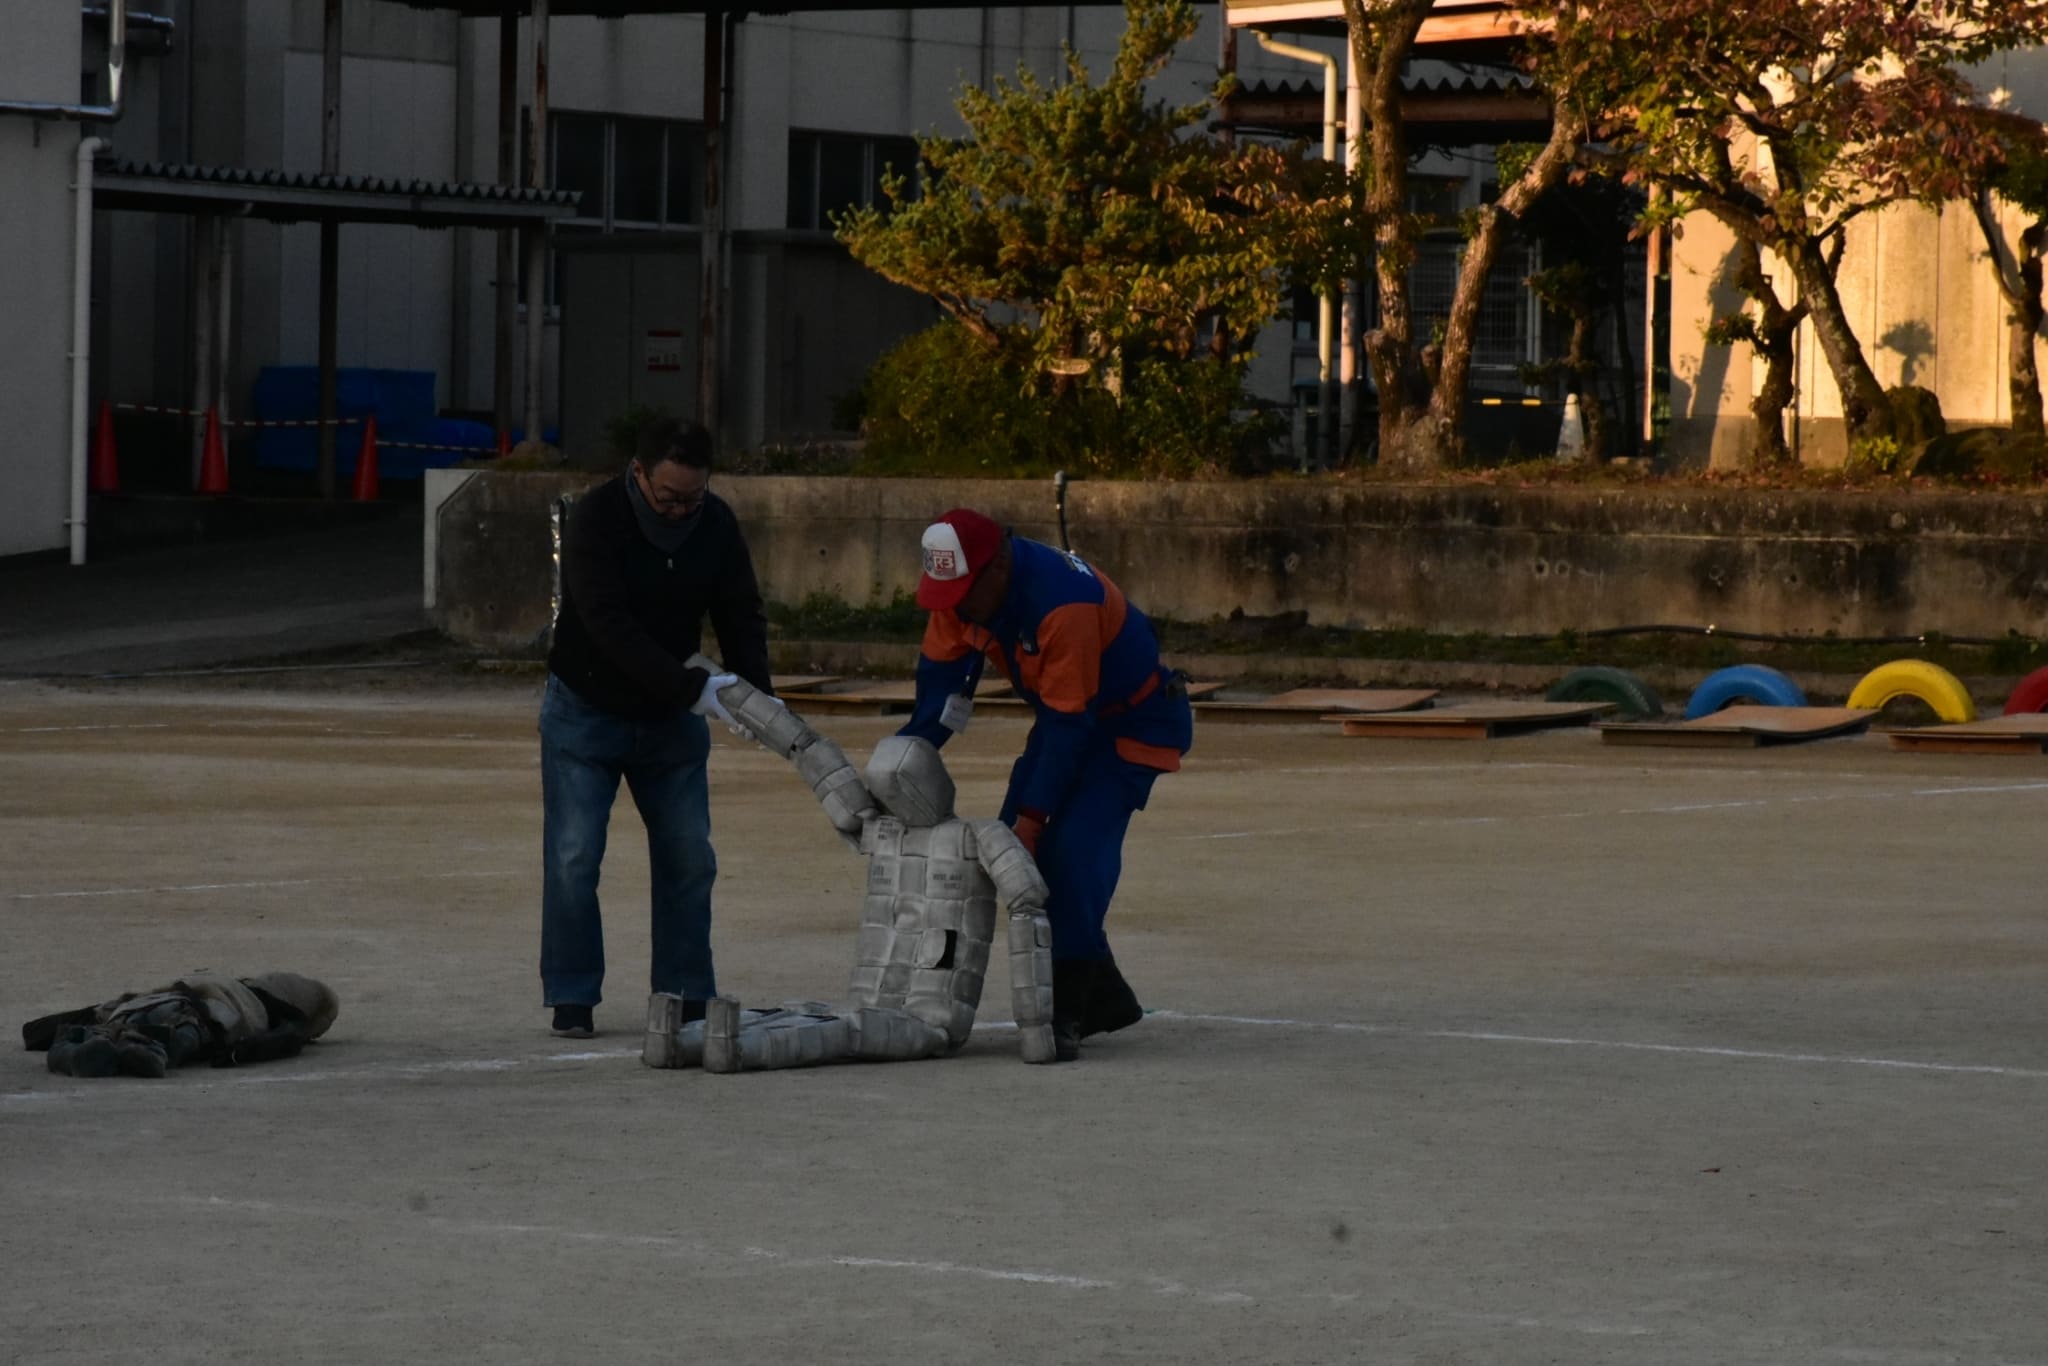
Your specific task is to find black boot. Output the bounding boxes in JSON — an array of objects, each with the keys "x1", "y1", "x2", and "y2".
[
  {"x1": 1080, "y1": 951, "x2": 1144, "y2": 1038},
  {"x1": 1051, "y1": 960, "x2": 1096, "y2": 1062}
]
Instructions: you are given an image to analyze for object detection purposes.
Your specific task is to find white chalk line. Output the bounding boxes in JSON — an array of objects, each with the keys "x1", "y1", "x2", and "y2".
[
  {"x1": 49, "y1": 1191, "x2": 1258, "y2": 1304},
  {"x1": 8, "y1": 868, "x2": 522, "y2": 901},
  {"x1": 9, "y1": 1008, "x2": 2041, "y2": 1111},
  {"x1": 1150, "y1": 1012, "x2": 2048, "y2": 1079},
  {"x1": 1176, "y1": 777, "x2": 2048, "y2": 840}
]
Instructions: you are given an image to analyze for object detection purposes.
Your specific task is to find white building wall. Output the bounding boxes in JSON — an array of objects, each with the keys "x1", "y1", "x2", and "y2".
[{"x1": 0, "y1": 1, "x2": 85, "y2": 558}]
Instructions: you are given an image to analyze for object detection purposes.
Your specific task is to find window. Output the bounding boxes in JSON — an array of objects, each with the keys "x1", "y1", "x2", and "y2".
[
  {"x1": 525, "y1": 109, "x2": 706, "y2": 231},
  {"x1": 787, "y1": 130, "x2": 921, "y2": 231}
]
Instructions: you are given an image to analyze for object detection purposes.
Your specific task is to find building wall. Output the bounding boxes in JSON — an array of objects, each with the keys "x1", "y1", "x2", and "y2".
[{"x1": 0, "y1": 2, "x2": 84, "y2": 557}]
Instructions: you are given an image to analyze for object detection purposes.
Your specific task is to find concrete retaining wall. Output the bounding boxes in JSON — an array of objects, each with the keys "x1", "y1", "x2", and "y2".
[{"x1": 426, "y1": 470, "x2": 2048, "y2": 652}]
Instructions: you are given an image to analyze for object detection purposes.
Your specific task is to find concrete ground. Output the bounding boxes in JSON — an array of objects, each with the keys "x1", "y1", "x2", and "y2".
[
  {"x1": 3, "y1": 674, "x2": 2044, "y2": 1365},
  {"x1": 0, "y1": 506, "x2": 425, "y2": 677}
]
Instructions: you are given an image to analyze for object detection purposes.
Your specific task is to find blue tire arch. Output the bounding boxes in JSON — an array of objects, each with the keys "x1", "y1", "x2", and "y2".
[{"x1": 1683, "y1": 664, "x2": 1808, "y2": 720}]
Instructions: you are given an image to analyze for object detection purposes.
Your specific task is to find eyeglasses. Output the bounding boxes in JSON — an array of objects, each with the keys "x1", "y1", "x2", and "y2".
[{"x1": 636, "y1": 463, "x2": 709, "y2": 514}]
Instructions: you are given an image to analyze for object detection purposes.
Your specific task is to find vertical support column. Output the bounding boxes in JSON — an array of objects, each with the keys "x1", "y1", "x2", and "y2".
[
  {"x1": 524, "y1": 0, "x2": 550, "y2": 452},
  {"x1": 192, "y1": 216, "x2": 218, "y2": 485},
  {"x1": 494, "y1": 4, "x2": 517, "y2": 438},
  {"x1": 216, "y1": 216, "x2": 234, "y2": 433},
  {"x1": 697, "y1": 8, "x2": 725, "y2": 444},
  {"x1": 318, "y1": 0, "x2": 343, "y2": 498},
  {"x1": 1339, "y1": 44, "x2": 1362, "y2": 462}
]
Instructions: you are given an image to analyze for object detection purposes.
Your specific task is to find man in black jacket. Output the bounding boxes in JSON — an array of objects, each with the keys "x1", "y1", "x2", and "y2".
[{"x1": 540, "y1": 418, "x2": 774, "y2": 1039}]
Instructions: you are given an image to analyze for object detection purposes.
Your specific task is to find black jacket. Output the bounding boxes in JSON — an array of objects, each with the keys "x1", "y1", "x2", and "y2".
[{"x1": 546, "y1": 476, "x2": 774, "y2": 718}]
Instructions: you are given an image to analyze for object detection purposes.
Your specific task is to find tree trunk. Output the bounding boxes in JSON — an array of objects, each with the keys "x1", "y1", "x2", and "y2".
[
  {"x1": 1783, "y1": 235, "x2": 1893, "y2": 446},
  {"x1": 2010, "y1": 267, "x2": 2045, "y2": 444},
  {"x1": 1345, "y1": 0, "x2": 1431, "y2": 464},
  {"x1": 1731, "y1": 239, "x2": 1804, "y2": 468},
  {"x1": 1405, "y1": 112, "x2": 1585, "y2": 470}
]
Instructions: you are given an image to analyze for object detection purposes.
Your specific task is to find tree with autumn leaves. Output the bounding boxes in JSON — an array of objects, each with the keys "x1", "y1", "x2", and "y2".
[
  {"x1": 1527, "y1": 0, "x2": 2048, "y2": 466},
  {"x1": 845, "y1": 0, "x2": 2048, "y2": 474}
]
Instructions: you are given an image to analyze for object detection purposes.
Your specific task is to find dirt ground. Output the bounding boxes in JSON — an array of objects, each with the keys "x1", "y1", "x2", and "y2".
[{"x1": 3, "y1": 675, "x2": 2045, "y2": 1365}]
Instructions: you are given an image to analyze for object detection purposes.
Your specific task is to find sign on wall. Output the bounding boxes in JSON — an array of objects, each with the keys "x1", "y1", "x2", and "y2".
[{"x1": 642, "y1": 329, "x2": 683, "y2": 373}]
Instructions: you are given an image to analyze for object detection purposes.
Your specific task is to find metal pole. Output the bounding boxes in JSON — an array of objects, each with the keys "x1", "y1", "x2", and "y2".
[
  {"x1": 524, "y1": 0, "x2": 549, "y2": 451},
  {"x1": 192, "y1": 216, "x2": 216, "y2": 486},
  {"x1": 216, "y1": 214, "x2": 233, "y2": 433},
  {"x1": 318, "y1": 0, "x2": 342, "y2": 497},
  {"x1": 697, "y1": 8, "x2": 724, "y2": 444},
  {"x1": 494, "y1": 4, "x2": 516, "y2": 439},
  {"x1": 1339, "y1": 44, "x2": 1362, "y2": 461}
]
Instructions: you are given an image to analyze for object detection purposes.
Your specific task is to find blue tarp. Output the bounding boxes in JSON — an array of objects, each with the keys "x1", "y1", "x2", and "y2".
[{"x1": 252, "y1": 366, "x2": 498, "y2": 479}]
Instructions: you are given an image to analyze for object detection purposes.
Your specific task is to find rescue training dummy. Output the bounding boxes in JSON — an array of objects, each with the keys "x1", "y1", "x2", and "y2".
[
  {"x1": 641, "y1": 654, "x2": 1057, "y2": 1070},
  {"x1": 21, "y1": 972, "x2": 340, "y2": 1078}
]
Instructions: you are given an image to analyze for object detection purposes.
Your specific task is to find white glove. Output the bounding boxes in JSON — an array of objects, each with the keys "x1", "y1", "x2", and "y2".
[{"x1": 689, "y1": 673, "x2": 740, "y2": 728}]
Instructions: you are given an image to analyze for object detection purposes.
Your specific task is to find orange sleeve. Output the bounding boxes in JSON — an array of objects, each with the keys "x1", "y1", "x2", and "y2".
[
  {"x1": 1032, "y1": 602, "x2": 1105, "y2": 715},
  {"x1": 919, "y1": 609, "x2": 978, "y2": 664}
]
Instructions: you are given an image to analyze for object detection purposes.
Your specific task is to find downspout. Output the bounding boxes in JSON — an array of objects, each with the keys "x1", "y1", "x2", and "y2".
[
  {"x1": 1254, "y1": 31, "x2": 1338, "y2": 465},
  {"x1": 70, "y1": 136, "x2": 107, "y2": 567},
  {"x1": 0, "y1": 0, "x2": 126, "y2": 120}
]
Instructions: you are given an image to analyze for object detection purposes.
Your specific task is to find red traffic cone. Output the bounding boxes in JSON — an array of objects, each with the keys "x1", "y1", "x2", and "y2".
[
  {"x1": 351, "y1": 413, "x2": 381, "y2": 501},
  {"x1": 496, "y1": 427, "x2": 511, "y2": 460},
  {"x1": 197, "y1": 407, "x2": 230, "y2": 495},
  {"x1": 89, "y1": 399, "x2": 119, "y2": 493}
]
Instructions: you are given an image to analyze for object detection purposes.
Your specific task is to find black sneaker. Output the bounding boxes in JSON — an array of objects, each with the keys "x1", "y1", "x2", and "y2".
[{"x1": 550, "y1": 1004, "x2": 595, "y2": 1039}]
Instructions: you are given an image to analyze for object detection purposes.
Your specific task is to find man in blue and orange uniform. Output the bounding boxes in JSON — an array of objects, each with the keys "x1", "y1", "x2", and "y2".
[{"x1": 898, "y1": 509, "x2": 1192, "y2": 1062}]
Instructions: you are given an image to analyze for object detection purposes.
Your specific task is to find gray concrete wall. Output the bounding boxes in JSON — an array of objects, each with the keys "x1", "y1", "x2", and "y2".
[
  {"x1": 428, "y1": 472, "x2": 2048, "y2": 652},
  {"x1": 0, "y1": 2, "x2": 84, "y2": 557}
]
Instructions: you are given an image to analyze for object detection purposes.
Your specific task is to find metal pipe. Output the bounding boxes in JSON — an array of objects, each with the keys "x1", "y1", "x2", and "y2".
[
  {"x1": 1339, "y1": 43, "x2": 1362, "y2": 460},
  {"x1": 193, "y1": 217, "x2": 216, "y2": 486},
  {"x1": 1, "y1": 0, "x2": 126, "y2": 121},
  {"x1": 698, "y1": 8, "x2": 724, "y2": 444},
  {"x1": 494, "y1": 4, "x2": 517, "y2": 437},
  {"x1": 69, "y1": 136, "x2": 106, "y2": 566},
  {"x1": 1254, "y1": 31, "x2": 1338, "y2": 466},
  {"x1": 318, "y1": 0, "x2": 342, "y2": 496},
  {"x1": 524, "y1": 0, "x2": 550, "y2": 450}
]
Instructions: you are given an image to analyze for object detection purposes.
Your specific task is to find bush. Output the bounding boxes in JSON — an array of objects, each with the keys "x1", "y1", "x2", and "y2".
[
  {"x1": 849, "y1": 320, "x2": 1285, "y2": 478},
  {"x1": 1885, "y1": 385, "x2": 1947, "y2": 447},
  {"x1": 1913, "y1": 426, "x2": 2048, "y2": 480}
]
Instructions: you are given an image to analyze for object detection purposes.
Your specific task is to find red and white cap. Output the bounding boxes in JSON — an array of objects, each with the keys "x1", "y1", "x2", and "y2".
[{"x1": 916, "y1": 509, "x2": 1003, "y2": 611}]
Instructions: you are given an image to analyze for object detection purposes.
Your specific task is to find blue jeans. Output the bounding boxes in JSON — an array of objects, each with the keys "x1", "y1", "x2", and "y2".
[{"x1": 539, "y1": 675, "x2": 717, "y2": 1007}]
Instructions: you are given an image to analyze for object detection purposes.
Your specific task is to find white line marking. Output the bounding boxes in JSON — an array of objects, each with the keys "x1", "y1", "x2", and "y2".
[
  {"x1": 1151, "y1": 1012, "x2": 2048, "y2": 1079},
  {"x1": 8, "y1": 868, "x2": 520, "y2": 901},
  {"x1": 4, "y1": 723, "x2": 172, "y2": 734},
  {"x1": 10, "y1": 1011, "x2": 2041, "y2": 1110}
]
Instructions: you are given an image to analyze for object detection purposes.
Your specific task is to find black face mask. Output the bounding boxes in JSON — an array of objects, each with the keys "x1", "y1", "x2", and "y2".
[{"x1": 626, "y1": 462, "x2": 703, "y2": 555}]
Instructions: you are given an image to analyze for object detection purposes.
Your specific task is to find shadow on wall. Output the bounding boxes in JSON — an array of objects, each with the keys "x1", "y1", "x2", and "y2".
[{"x1": 1881, "y1": 319, "x2": 1936, "y2": 388}]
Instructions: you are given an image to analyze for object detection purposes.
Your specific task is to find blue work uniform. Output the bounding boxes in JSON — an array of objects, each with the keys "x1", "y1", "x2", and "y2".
[{"x1": 899, "y1": 536, "x2": 1193, "y2": 962}]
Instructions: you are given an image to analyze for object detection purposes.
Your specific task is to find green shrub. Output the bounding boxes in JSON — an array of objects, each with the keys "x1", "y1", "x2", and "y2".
[{"x1": 850, "y1": 320, "x2": 1284, "y2": 478}]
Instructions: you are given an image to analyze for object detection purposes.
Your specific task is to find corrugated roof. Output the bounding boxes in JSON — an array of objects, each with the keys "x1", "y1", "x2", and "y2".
[
  {"x1": 92, "y1": 159, "x2": 583, "y2": 227},
  {"x1": 102, "y1": 159, "x2": 581, "y2": 207}
]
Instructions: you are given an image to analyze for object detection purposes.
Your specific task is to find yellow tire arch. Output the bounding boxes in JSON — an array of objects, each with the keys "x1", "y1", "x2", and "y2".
[{"x1": 1846, "y1": 660, "x2": 1977, "y2": 724}]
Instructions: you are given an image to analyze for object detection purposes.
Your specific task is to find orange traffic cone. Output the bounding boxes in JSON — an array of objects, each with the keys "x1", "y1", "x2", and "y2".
[
  {"x1": 197, "y1": 407, "x2": 230, "y2": 495},
  {"x1": 89, "y1": 399, "x2": 119, "y2": 493},
  {"x1": 496, "y1": 427, "x2": 511, "y2": 459},
  {"x1": 351, "y1": 413, "x2": 380, "y2": 501}
]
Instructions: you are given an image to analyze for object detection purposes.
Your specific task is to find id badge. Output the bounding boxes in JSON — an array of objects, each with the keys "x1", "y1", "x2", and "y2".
[{"x1": 940, "y1": 692, "x2": 974, "y2": 733}]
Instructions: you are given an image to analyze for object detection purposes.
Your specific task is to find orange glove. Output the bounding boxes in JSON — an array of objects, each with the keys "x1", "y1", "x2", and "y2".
[{"x1": 1012, "y1": 810, "x2": 1047, "y2": 857}]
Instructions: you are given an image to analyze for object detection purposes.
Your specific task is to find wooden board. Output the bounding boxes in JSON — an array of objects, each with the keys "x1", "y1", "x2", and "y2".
[
  {"x1": 979, "y1": 679, "x2": 1229, "y2": 709},
  {"x1": 1600, "y1": 705, "x2": 1876, "y2": 748},
  {"x1": 770, "y1": 675, "x2": 843, "y2": 694},
  {"x1": 1332, "y1": 700, "x2": 1611, "y2": 740},
  {"x1": 1200, "y1": 688, "x2": 1439, "y2": 720},
  {"x1": 1887, "y1": 713, "x2": 2048, "y2": 754}
]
